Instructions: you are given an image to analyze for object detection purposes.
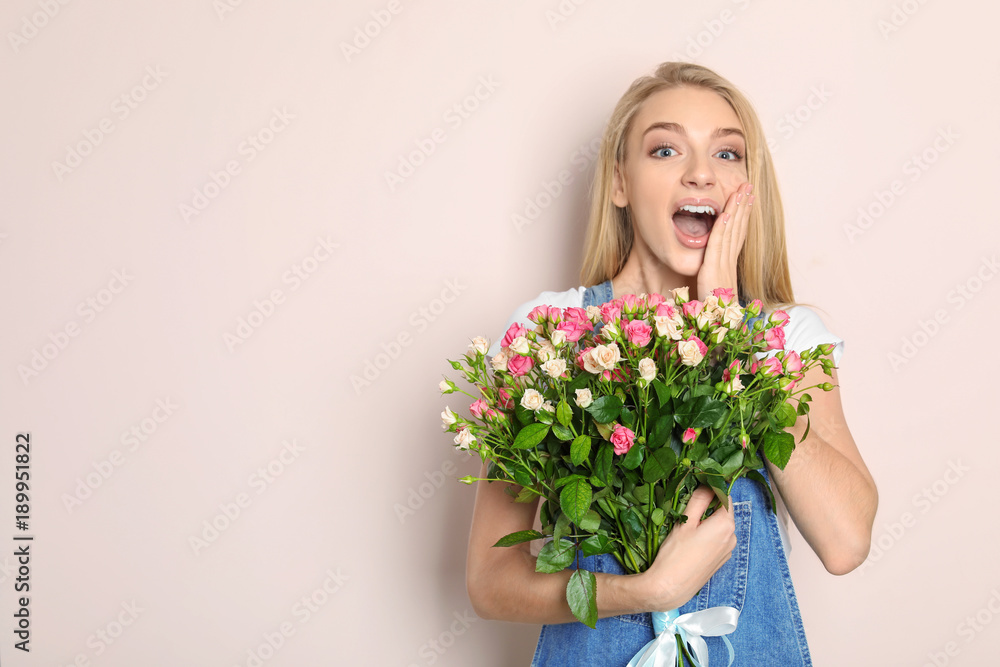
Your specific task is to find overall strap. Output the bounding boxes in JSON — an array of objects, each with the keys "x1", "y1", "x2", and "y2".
[{"x1": 582, "y1": 278, "x2": 614, "y2": 310}]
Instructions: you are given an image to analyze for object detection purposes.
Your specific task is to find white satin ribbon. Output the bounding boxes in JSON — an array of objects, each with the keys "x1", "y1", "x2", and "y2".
[{"x1": 626, "y1": 606, "x2": 740, "y2": 667}]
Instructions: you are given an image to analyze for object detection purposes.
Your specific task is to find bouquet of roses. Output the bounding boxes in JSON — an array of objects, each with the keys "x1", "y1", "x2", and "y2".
[{"x1": 440, "y1": 287, "x2": 836, "y2": 666}]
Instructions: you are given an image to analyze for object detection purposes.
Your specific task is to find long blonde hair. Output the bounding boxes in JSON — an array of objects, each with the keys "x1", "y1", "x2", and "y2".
[{"x1": 580, "y1": 62, "x2": 805, "y2": 312}]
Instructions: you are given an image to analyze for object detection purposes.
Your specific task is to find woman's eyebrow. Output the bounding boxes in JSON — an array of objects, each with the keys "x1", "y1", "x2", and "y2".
[{"x1": 641, "y1": 121, "x2": 745, "y2": 142}]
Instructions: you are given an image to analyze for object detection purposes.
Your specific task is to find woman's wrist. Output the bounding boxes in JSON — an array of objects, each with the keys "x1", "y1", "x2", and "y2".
[{"x1": 596, "y1": 567, "x2": 679, "y2": 617}]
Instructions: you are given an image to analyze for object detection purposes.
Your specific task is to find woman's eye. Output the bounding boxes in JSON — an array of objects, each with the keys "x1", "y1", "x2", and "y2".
[
  {"x1": 716, "y1": 149, "x2": 743, "y2": 161},
  {"x1": 652, "y1": 145, "x2": 676, "y2": 158}
]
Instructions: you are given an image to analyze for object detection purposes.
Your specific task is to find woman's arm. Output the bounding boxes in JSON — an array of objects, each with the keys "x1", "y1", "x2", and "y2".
[
  {"x1": 466, "y1": 462, "x2": 737, "y2": 622},
  {"x1": 763, "y1": 364, "x2": 878, "y2": 575}
]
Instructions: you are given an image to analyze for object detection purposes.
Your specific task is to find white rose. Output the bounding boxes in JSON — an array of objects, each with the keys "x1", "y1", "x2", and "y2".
[
  {"x1": 711, "y1": 326, "x2": 728, "y2": 345},
  {"x1": 520, "y1": 388, "x2": 545, "y2": 411},
  {"x1": 695, "y1": 311, "x2": 713, "y2": 330},
  {"x1": 725, "y1": 375, "x2": 745, "y2": 395},
  {"x1": 654, "y1": 315, "x2": 683, "y2": 341},
  {"x1": 638, "y1": 357, "x2": 656, "y2": 383},
  {"x1": 541, "y1": 401, "x2": 555, "y2": 413},
  {"x1": 441, "y1": 406, "x2": 457, "y2": 430},
  {"x1": 575, "y1": 388, "x2": 593, "y2": 408},
  {"x1": 537, "y1": 338, "x2": 557, "y2": 362},
  {"x1": 439, "y1": 380, "x2": 452, "y2": 393},
  {"x1": 510, "y1": 335, "x2": 530, "y2": 356},
  {"x1": 543, "y1": 359, "x2": 567, "y2": 379},
  {"x1": 722, "y1": 304, "x2": 744, "y2": 328},
  {"x1": 677, "y1": 340, "x2": 705, "y2": 367},
  {"x1": 601, "y1": 321, "x2": 620, "y2": 341},
  {"x1": 550, "y1": 330, "x2": 567, "y2": 347},
  {"x1": 592, "y1": 343, "x2": 621, "y2": 371},
  {"x1": 582, "y1": 349, "x2": 603, "y2": 374},
  {"x1": 469, "y1": 336, "x2": 490, "y2": 355},
  {"x1": 454, "y1": 427, "x2": 476, "y2": 450},
  {"x1": 671, "y1": 286, "x2": 690, "y2": 303},
  {"x1": 586, "y1": 305, "x2": 602, "y2": 323},
  {"x1": 490, "y1": 348, "x2": 509, "y2": 372}
]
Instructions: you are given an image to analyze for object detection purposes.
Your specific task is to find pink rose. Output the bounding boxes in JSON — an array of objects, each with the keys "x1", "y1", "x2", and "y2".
[
  {"x1": 711, "y1": 287, "x2": 735, "y2": 305},
  {"x1": 548, "y1": 307, "x2": 563, "y2": 324},
  {"x1": 621, "y1": 293, "x2": 640, "y2": 313},
  {"x1": 647, "y1": 292, "x2": 666, "y2": 309},
  {"x1": 556, "y1": 319, "x2": 587, "y2": 342},
  {"x1": 501, "y1": 322, "x2": 528, "y2": 347},
  {"x1": 769, "y1": 310, "x2": 790, "y2": 326},
  {"x1": 576, "y1": 346, "x2": 594, "y2": 371},
  {"x1": 750, "y1": 359, "x2": 758, "y2": 374},
  {"x1": 681, "y1": 299, "x2": 704, "y2": 318},
  {"x1": 497, "y1": 387, "x2": 513, "y2": 409},
  {"x1": 563, "y1": 307, "x2": 591, "y2": 328},
  {"x1": 759, "y1": 357, "x2": 783, "y2": 377},
  {"x1": 600, "y1": 299, "x2": 623, "y2": 325},
  {"x1": 722, "y1": 359, "x2": 742, "y2": 383},
  {"x1": 782, "y1": 350, "x2": 803, "y2": 374},
  {"x1": 655, "y1": 302, "x2": 678, "y2": 319},
  {"x1": 764, "y1": 326, "x2": 786, "y2": 351},
  {"x1": 622, "y1": 318, "x2": 653, "y2": 347},
  {"x1": 469, "y1": 399, "x2": 488, "y2": 419},
  {"x1": 527, "y1": 305, "x2": 549, "y2": 324},
  {"x1": 507, "y1": 354, "x2": 534, "y2": 377},
  {"x1": 682, "y1": 427, "x2": 698, "y2": 444},
  {"x1": 610, "y1": 425, "x2": 636, "y2": 455}
]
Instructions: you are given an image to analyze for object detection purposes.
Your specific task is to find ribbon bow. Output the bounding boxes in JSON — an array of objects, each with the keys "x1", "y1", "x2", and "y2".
[{"x1": 626, "y1": 606, "x2": 740, "y2": 667}]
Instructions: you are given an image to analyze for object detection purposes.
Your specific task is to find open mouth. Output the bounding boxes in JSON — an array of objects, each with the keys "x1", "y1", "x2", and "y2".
[{"x1": 672, "y1": 203, "x2": 718, "y2": 247}]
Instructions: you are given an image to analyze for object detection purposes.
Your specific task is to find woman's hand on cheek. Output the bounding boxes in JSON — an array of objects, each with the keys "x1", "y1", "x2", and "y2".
[{"x1": 697, "y1": 182, "x2": 754, "y2": 302}]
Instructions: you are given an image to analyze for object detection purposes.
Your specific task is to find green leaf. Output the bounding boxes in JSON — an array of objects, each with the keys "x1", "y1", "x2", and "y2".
[
  {"x1": 642, "y1": 446, "x2": 677, "y2": 484},
  {"x1": 515, "y1": 403, "x2": 534, "y2": 426},
  {"x1": 560, "y1": 478, "x2": 593, "y2": 524},
  {"x1": 566, "y1": 569, "x2": 598, "y2": 628},
  {"x1": 621, "y1": 507, "x2": 645, "y2": 542},
  {"x1": 675, "y1": 395, "x2": 728, "y2": 429},
  {"x1": 580, "y1": 534, "x2": 614, "y2": 556},
  {"x1": 536, "y1": 538, "x2": 576, "y2": 573},
  {"x1": 646, "y1": 415, "x2": 673, "y2": 450},
  {"x1": 775, "y1": 402, "x2": 798, "y2": 429},
  {"x1": 554, "y1": 512, "x2": 571, "y2": 543},
  {"x1": 619, "y1": 406, "x2": 636, "y2": 429},
  {"x1": 566, "y1": 372, "x2": 591, "y2": 394},
  {"x1": 493, "y1": 530, "x2": 544, "y2": 547},
  {"x1": 512, "y1": 465, "x2": 533, "y2": 487},
  {"x1": 557, "y1": 400, "x2": 573, "y2": 426},
  {"x1": 720, "y1": 449, "x2": 744, "y2": 476},
  {"x1": 552, "y1": 423, "x2": 574, "y2": 441},
  {"x1": 586, "y1": 395, "x2": 623, "y2": 423},
  {"x1": 651, "y1": 508, "x2": 665, "y2": 526},
  {"x1": 579, "y1": 509, "x2": 601, "y2": 532},
  {"x1": 762, "y1": 430, "x2": 795, "y2": 470},
  {"x1": 621, "y1": 443, "x2": 644, "y2": 470},
  {"x1": 570, "y1": 435, "x2": 592, "y2": 466},
  {"x1": 651, "y1": 379, "x2": 673, "y2": 407},
  {"x1": 513, "y1": 423, "x2": 550, "y2": 449},
  {"x1": 514, "y1": 486, "x2": 539, "y2": 502},
  {"x1": 594, "y1": 443, "x2": 614, "y2": 485}
]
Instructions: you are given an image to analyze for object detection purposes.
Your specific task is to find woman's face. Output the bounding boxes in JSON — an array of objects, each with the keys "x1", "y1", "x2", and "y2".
[{"x1": 612, "y1": 86, "x2": 749, "y2": 278}]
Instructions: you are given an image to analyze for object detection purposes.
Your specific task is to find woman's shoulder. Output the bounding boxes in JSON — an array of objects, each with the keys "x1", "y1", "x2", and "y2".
[
  {"x1": 768, "y1": 304, "x2": 845, "y2": 366},
  {"x1": 486, "y1": 286, "x2": 586, "y2": 357}
]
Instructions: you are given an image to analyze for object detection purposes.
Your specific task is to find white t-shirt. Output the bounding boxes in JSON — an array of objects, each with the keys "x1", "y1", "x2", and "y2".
[{"x1": 486, "y1": 285, "x2": 846, "y2": 558}]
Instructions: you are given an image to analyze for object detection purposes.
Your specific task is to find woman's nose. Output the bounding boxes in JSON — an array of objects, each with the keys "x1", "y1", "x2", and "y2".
[{"x1": 683, "y1": 154, "x2": 716, "y2": 188}]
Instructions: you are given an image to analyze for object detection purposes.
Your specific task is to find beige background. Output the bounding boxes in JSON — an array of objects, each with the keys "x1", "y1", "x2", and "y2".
[{"x1": 2, "y1": 1, "x2": 998, "y2": 665}]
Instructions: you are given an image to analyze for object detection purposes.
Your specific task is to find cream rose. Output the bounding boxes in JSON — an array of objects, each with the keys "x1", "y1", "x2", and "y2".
[
  {"x1": 454, "y1": 427, "x2": 476, "y2": 450},
  {"x1": 469, "y1": 336, "x2": 490, "y2": 355},
  {"x1": 586, "y1": 305, "x2": 602, "y2": 323},
  {"x1": 510, "y1": 335, "x2": 530, "y2": 356},
  {"x1": 575, "y1": 388, "x2": 593, "y2": 408},
  {"x1": 490, "y1": 348, "x2": 509, "y2": 372},
  {"x1": 592, "y1": 343, "x2": 621, "y2": 370},
  {"x1": 638, "y1": 357, "x2": 656, "y2": 383},
  {"x1": 654, "y1": 315, "x2": 683, "y2": 340},
  {"x1": 722, "y1": 304, "x2": 744, "y2": 328},
  {"x1": 441, "y1": 406, "x2": 457, "y2": 430},
  {"x1": 677, "y1": 339, "x2": 706, "y2": 366},
  {"x1": 541, "y1": 401, "x2": 555, "y2": 413},
  {"x1": 550, "y1": 329, "x2": 567, "y2": 347},
  {"x1": 543, "y1": 358, "x2": 567, "y2": 379},
  {"x1": 537, "y1": 338, "x2": 557, "y2": 362},
  {"x1": 520, "y1": 388, "x2": 545, "y2": 411}
]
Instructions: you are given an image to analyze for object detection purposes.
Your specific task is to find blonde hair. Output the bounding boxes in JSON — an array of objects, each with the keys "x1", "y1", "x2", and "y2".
[{"x1": 580, "y1": 62, "x2": 807, "y2": 312}]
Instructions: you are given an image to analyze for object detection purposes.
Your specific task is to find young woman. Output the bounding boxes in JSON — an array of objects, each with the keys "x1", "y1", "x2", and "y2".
[{"x1": 466, "y1": 62, "x2": 878, "y2": 666}]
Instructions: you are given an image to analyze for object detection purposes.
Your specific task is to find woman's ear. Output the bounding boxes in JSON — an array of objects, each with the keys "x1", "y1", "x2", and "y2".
[{"x1": 611, "y1": 162, "x2": 628, "y2": 207}]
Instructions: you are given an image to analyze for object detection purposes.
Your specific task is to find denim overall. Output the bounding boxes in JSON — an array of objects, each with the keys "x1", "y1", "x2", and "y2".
[{"x1": 529, "y1": 279, "x2": 812, "y2": 666}]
